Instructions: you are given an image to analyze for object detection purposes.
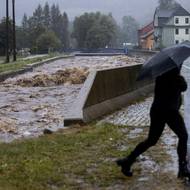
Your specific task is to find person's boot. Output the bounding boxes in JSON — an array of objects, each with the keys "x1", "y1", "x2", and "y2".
[
  {"x1": 178, "y1": 161, "x2": 190, "y2": 180},
  {"x1": 116, "y1": 157, "x2": 133, "y2": 177}
]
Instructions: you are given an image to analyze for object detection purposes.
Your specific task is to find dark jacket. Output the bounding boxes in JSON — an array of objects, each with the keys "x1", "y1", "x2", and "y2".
[{"x1": 152, "y1": 69, "x2": 187, "y2": 111}]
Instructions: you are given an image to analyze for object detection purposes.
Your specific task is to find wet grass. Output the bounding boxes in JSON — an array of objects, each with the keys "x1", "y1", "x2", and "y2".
[
  {"x1": 0, "y1": 123, "x2": 185, "y2": 190},
  {"x1": 0, "y1": 54, "x2": 64, "y2": 73}
]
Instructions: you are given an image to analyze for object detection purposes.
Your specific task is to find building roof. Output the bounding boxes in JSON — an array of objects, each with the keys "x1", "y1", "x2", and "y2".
[
  {"x1": 139, "y1": 22, "x2": 154, "y2": 39},
  {"x1": 157, "y1": 9, "x2": 174, "y2": 18},
  {"x1": 173, "y1": 5, "x2": 190, "y2": 16},
  {"x1": 155, "y1": 4, "x2": 190, "y2": 27}
]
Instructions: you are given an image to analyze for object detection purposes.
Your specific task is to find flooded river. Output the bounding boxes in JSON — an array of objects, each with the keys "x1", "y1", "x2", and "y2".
[
  {"x1": 1, "y1": 55, "x2": 190, "y2": 188},
  {"x1": 0, "y1": 55, "x2": 146, "y2": 142}
]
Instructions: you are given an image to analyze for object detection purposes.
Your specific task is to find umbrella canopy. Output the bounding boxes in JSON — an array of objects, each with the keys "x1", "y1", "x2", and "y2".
[{"x1": 138, "y1": 41, "x2": 190, "y2": 80}]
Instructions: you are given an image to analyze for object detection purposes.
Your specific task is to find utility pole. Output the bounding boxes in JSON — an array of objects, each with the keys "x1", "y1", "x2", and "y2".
[
  {"x1": 12, "y1": 0, "x2": 16, "y2": 61},
  {"x1": 6, "y1": 0, "x2": 10, "y2": 63}
]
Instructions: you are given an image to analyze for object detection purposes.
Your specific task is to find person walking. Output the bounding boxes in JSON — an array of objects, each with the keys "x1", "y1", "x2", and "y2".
[{"x1": 117, "y1": 66, "x2": 190, "y2": 179}]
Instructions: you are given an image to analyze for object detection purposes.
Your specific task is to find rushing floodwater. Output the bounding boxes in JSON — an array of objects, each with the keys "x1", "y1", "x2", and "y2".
[{"x1": 0, "y1": 56, "x2": 146, "y2": 142}]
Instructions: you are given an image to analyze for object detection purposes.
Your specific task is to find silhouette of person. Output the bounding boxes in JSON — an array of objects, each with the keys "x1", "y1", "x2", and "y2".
[{"x1": 117, "y1": 66, "x2": 190, "y2": 179}]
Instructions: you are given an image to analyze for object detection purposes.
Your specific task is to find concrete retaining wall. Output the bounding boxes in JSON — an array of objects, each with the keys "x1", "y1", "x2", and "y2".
[{"x1": 64, "y1": 64, "x2": 154, "y2": 125}]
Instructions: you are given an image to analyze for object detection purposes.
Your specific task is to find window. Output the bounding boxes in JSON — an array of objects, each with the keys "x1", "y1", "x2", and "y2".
[
  {"x1": 175, "y1": 18, "x2": 179, "y2": 24},
  {"x1": 185, "y1": 28, "x2": 189, "y2": 34},
  {"x1": 175, "y1": 40, "x2": 179, "y2": 44},
  {"x1": 185, "y1": 17, "x2": 189, "y2": 24},
  {"x1": 175, "y1": 28, "x2": 179, "y2": 35}
]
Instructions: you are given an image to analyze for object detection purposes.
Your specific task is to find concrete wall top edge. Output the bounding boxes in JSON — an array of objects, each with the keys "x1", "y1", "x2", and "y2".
[
  {"x1": 84, "y1": 64, "x2": 152, "y2": 107},
  {"x1": 64, "y1": 70, "x2": 97, "y2": 119},
  {"x1": 96, "y1": 63, "x2": 143, "y2": 72}
]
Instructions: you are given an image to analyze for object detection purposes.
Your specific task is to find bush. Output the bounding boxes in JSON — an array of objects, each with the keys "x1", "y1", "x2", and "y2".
[{"x1": 36, "y1": 31, "x2": 62, "y2": 53}]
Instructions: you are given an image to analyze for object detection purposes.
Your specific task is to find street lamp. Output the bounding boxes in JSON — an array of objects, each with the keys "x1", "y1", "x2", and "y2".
[
  {"x1": 6, "y1": 0, "x2": 10, "y2": 63},
  {"x1": 12, "y1": 0, "x2": 16, "y2": 61}
]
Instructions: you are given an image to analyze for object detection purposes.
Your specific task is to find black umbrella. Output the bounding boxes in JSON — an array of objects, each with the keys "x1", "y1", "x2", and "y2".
[{"x1": 138, "y1": 41, "x2": 190, "y2": 80}]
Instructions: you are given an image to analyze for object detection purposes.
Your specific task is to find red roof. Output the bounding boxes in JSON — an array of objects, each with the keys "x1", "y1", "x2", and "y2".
[{"x1": 139, "y1": 22, "x2": 154, "y2": 38}]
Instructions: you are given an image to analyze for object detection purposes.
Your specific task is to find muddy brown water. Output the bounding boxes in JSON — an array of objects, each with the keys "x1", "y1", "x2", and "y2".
[
  {"x1": 0, "y1": 56, "x2": 190, "y2": 189},
  {"x1": 0, "y1": 56, "x2": 146, "y2": 142}
]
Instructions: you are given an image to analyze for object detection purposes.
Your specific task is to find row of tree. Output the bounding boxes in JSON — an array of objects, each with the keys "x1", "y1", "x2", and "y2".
[
  {"x1": 0, "y1": 0, "x2": 179, "y2": 55},
  {"x1": 4, "y1": 1, "x2": 180, "y2": 55},
  {"x1": 0, "y1": 18, "x2": 13, "y2": 56},
  {"x1": 72, "y1": 12, "x2": 116, "y2": 48},
  {"x1": 0, "y1": 3, "x2": 140, "y2": 54},
  {"x1": 72, "y1": 13, "x2": 139, "y2": 49},
  {"x1": 17, "y1": 3, "x2": 69, "y2": 53}
]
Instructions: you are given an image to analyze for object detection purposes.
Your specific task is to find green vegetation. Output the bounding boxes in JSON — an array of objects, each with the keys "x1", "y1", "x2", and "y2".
[
  {"x1": 0, "y1": 18, "x2": 13, "y2": 56},
  {"x1": 36, "y1": 31, "x2": 62, "y2": 53},
  {"x1": 0, "y1": 3, "x2": 70, "y2": 56},
  {"x1": 18, "y1": 3, "x2": 70, "y2": 52},
  {"x1": 0, "y1": 123, "x2": 183, "y2": 190},
  {"x1": 119, "y1": 16, "x2": 139, "y2": 44},
  {"x1": 72, "y1": 12, "x2": 118, "y2": 49},
  {"x1": 0, "y1": 2, "x2": 141, "y2": 54},
  {"x1": 0, "y1": 54, "x2": 60, "y2": 73}
]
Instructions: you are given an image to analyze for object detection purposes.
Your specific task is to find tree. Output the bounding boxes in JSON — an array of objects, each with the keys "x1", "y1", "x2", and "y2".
[
  {"x1": 33, "y1": 4, "x2": 43, "y2": 25},
  {"x1": 72, "y1": 12, "x2": 117, "y2": 48},
  {"x1": 16, "y1": 3, "x2": 70, "y2": 53},
  {"x1": 50, "y1": 5, "x2": 70, "y2": 47},
  {"x1": 36, "y1": 31, "x2": 61, "y2": 53},
  {"x1": 0, "y1": 18, "x2": 13, "y2": 56},
  {"x1": 85, "y1": 14, "x2": 117, "y2": 48},
  {"x1": 62, "y1": 12, "x2": 70, "y2": 49},
  {"x1": 27, "y1": 16, "x2": 46, "y2": 50},
  {"x1": 18, "y1": 14, "x2": 30, "y2": 48},
  {"x1": 51, "y1": 4, "x2": 62, "y2": 39},
  {"x1": 72, "y1": 12, "x2": 100, "y2": 48},
  {"x1": 43, "y1": 2, "x2": 51, "y2": 29},
  {"x1": 120, "y1": 16, "x2": 139, "y2": 44},
  {"x1": 158, "y1": 0, "x2": 178, "y2": 9},
  {"x1": 85, "y1": 23, "x2": 109, "y2": 48}
]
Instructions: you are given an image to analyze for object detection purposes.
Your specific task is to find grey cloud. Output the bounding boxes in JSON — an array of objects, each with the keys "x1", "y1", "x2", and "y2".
[{"x1": 0, "y1": 0, "x2": 189, "y2": 25}]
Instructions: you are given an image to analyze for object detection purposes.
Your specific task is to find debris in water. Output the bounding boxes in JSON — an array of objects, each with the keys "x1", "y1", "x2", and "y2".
[
  {"x1": 0, "y1": 117, "x2": 17, "y2": 133},
  {"x1": 14, "y1": 68, "x2": 89, "y2": 87}
]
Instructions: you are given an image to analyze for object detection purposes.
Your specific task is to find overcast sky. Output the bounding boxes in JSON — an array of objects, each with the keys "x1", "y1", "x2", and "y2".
[{"x1": 0, "y1": 0, "x2": 190, "y2": 26}]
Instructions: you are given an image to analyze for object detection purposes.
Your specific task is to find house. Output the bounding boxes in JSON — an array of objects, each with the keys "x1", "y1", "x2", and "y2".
[
  {"x1": 154, "y1": 4, "x2": 190, "y2": 49},
  {"x1": 138, "y1": 22, "x2": 154, "y2": 50}
]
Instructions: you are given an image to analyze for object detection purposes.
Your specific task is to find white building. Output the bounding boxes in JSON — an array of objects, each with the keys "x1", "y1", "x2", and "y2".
[{"x1": 154, "y1": 4, "x2": 190, "y2": 49}]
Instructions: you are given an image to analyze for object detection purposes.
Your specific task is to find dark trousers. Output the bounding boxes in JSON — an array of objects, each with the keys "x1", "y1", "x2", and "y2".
[{"x1": 127, "y1": 107, "x2": 188, "y2": 165}]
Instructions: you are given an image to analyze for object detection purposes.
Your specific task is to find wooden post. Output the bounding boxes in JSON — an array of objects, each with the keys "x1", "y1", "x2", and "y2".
[
  {"x1": 6, "y1": 0, "x2": 10, "y2": 63},
  {"x1": 12, "y1": 0, "x2": 16, "y2": 61}
]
